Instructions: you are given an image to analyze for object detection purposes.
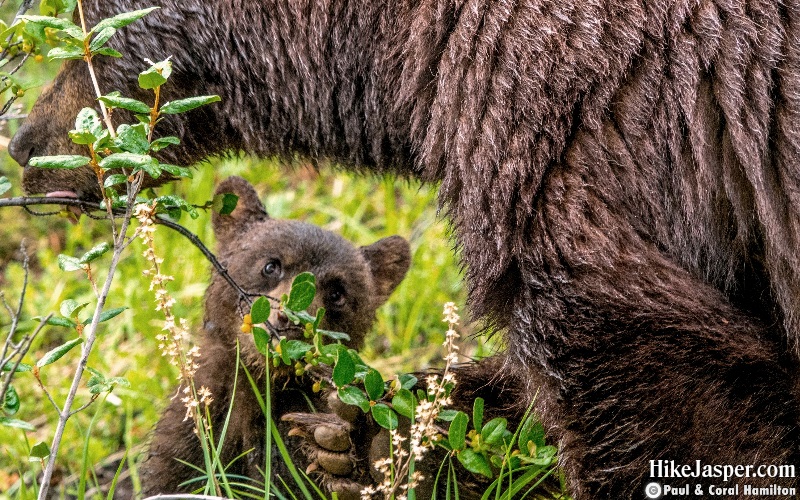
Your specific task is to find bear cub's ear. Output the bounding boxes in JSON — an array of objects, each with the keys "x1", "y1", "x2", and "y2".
[
  {"x1": 212, "y1": 176, "x2": 269, "y2": 241},
  {"x1": 361, "y1": 236, "x2": 412, "y2": 305}
]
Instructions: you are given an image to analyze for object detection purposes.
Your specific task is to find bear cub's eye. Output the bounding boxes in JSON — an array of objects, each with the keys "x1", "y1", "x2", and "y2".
[
  {"x1": 262, "y1": 259, "x2": 282, "y2": 278},
  {"x1": 327, "y1": 287, "x2": 347, "y2": 308}
]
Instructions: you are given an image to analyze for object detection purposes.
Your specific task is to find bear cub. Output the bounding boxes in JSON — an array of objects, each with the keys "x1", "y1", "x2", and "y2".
[{"x1": 140, "y1": 176, "x2": 411, "y2": 495}]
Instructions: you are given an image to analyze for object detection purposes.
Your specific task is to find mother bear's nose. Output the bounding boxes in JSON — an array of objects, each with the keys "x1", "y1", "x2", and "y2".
[{"x1": 8, "y1": 123, "x2": 34, "y2": 167}]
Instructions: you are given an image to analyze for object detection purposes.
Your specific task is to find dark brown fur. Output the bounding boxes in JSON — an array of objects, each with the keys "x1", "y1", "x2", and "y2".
[
  {"x1": 140, "y1": 176, "x2": 410, "y2": 495},
  {"x1": 10, "y1": 1, "x2": 800, "y2": 497}
]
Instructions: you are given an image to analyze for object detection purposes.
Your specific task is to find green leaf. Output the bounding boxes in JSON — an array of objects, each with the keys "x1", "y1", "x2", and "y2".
[
  {"x1": 278, "y1": 338, "x2": 290, "y2": 365},
  {"x1": 448, "y1": 411, "x2": 468, "y2": 451},
  {"x1": 103, "y1": 174, "x2": 128, "y2": 188},
  {"x1": 114, "y1": 123, "x2": 149, "y2": 154},
  {"x1": 47, "y1": 45, "x2": 84, "y2": 60},
  {"x1": 518, "y1": 414, "x2": 546, "y2": 453},
  {"x1": 87, "y1": 373, "x2": 129, "y2": 394},
  {"x1": 332, "y1": 349, "x2": 356, "y2": 387},
  {"x1": 0, "y1": 176, "x2": 10, "y2": 196},
  {"x1": 283, "y1": 340, "x2": 313, "y2": 360},
  {"x1": 212, "y1": 193, "x2": 238, "y2": 216},
  {"x1": 313, "y1": 307, "x2": 325, "y2": 328},
  {"x1": 250, "y1": 296, "x2": 271, "y2": 324},
  {"x1": 36, "y1": 337, "x2": 84, "y2": 368},
  {"x1": 364, "y1": 369, "x2": 384, "y2": 402},
  {"x1": 88, "y1": 383, "x2": 109, "y2": 394},
  {"x1": 18, "y1": 15, "x2": 82, "y2": 38},
  {"x1": 1, "y1": 361, "x2": 32, "y2": 372},
  {"x1": 21, "y1": 20, "x2": 46, "y2": 45},
  {"x1": 91, "y1": 7, "x2": 159, "y2": 32},
  {"x1": 253, "y1": 327, "x2": 269, "y2": 356},
  {"x1": 60, "y1": 299, "x2": 89, "y2": 318},
  {"x1": 473, "y1": 397, "x2": 484, "y2": 434},
  {"x1": 57, "y1": 254, "x2": 84, "y2": 272},
  {"x1": 88, "y1": 26, "x2": 115, "y2": 53},
  {"x1": 79, "y1": 242, "x2": 111, "y2": 264},
  {"x1": 107, "y1": 377, "x2": 130, "y2": 388},
  {"x1": 457, "y1": 449, "x2": 493, "y2": 478},
  {"x1": 68, "y1": 130, "x2": 96, "y2": 145},
  {"x1": 83, "y1": 306, "x2": 127, "y2": 325},
  {"x1": 371, "y1": 404, "x2": 398, "y2": 430},
  {"x1": 29, "y1": 155, "x2": 90, "y2": 169},
  {"x1": 159, "y1": 95, "x2": 221, "y2": 115},
  {"x1": 138, "y1": 59, "x2": 172, "y2": 89},
  {"x1": 0, "y1": 417, "x2": 35, "y2": 432},
  {"x1": 75, "y1": 107, "x2": 102, "y2": 136},
  {"x1": 292, "y1": 272, "x2": 316, "y2": 287},
  {"x1": 399, "y1": 374, "x2": 418, "y2": 390},
  {"x1": 154, "y1": 195, "x2": 198, "y2": 219},
  {"x1": 92, "y1": 130, "x2": 112, "y2": 151},
  {"x1": 44, "y1": 316, "x2": 76, "y2": 329},
  {"x1": 87, "y1": 369, "x2": 106, "y2": 392},
  {"x1": 337, "y1": 386, "x2": 370, "y2": 413},
  {"x1": 158, "y1": 164, "x2": 193, "y2": 178},
  {"x1": 150, "y1": 136, "x2": 180, "y2": 152},
  {"x1": 287, "y1": 273, "x2": 316, "y2": 311},
  {"x1": 534, "y1": 445, "x2": 558, "y2": 465},
  {"x1": 391, "y1": 388, "x2": 415, "y2": 419},
  {"x1": 93, "y1": 47, "x2": 122, "y2": 58},
  {"x1": 438, "y1": 409, "x2": 459, "y2": 421},
  {"x1": 98, "y1": 93, "x2": 151, "y2": 115},
  {"x1": 318, "y1": 329, "x2": 350, "y2": 342},
  {"x1": 481, "y1": 417, "x2": 508, "y2": 446},
  {"x1": 99, "y1": 152, "x2": 157, "y2": 173},
  {"x1": 39, "y1": 0, "x2": 77, "y2": 17},
  {"x1": 29, "y1": 441, "x2": 50, "y2": 459},
  {"x1": 3, "y1": 385, "x2": 20, "y2": 415}
]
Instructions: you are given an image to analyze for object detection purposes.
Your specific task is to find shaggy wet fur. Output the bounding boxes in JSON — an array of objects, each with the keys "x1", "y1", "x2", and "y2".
[{"x1": 10, "y1": 1, "x2": 800, "y2": 497}]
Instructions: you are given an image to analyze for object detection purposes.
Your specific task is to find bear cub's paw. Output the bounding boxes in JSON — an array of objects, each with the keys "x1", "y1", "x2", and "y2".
[{"x1": 283, "y1": 391, "x2": 373, "y2": 500}]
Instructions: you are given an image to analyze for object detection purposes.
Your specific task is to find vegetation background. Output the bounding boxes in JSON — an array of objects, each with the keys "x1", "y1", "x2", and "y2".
[{"x1": 0, "y1": 40, "x2": 495, "y2": 497}]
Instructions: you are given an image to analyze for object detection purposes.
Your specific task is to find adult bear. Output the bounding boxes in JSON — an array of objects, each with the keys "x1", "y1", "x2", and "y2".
[{"x1": 9, "y1": 1, "x2": 800, "y2": 498}]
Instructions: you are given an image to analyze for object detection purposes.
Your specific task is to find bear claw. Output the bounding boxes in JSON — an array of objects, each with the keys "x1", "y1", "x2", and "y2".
[{"x1": 282, "y1": 412, "x2": 359, "y2": 476}]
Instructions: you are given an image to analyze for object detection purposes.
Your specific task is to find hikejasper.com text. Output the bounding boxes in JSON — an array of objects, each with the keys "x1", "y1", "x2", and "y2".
[{"x1": 650, "y1": 460, "x2": 796, "y2": 484}]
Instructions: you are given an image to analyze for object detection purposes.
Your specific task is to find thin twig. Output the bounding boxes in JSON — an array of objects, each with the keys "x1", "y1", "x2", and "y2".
[
  {"x1": 15, "y1": 0, "x2": 34, "y2": 18},
  {"x1": 0, "y1": 317, "x2": 47, "y2": 407},
  {"x1": 0, "y1": 248, "x2": 45, "y2": 408},
  {"x1": 12, "y1": 242, "x2": 29, "y2": 335},
  {"x1": 0, "y1": 196, "x2": 255, "y2": 304},
  {"x1": 153, "y1": 214, "x2": 253, "y2": 303},
  {"x1": 68, "y1": 393, "x2": 99, "y2": 417},
  {"x1": 75, "y1": 0, "x2": 115, "y2": 138}
]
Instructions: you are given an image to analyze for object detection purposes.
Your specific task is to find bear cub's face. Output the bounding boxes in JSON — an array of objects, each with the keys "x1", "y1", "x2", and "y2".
[{"x1": 206, "y1": 176, "x2": 411, "y2": 356}]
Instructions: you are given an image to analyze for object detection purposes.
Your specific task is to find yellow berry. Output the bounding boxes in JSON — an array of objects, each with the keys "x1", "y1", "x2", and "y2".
[
  {"x1": 34, "y1": 54, "x2": 43, "y2": 63},
  {"x1": 240, "y1": 313, "x2": 253, "y2": 333},
  {"x1": 312, "y1": 381, "x2": 321, "y2": 393}
]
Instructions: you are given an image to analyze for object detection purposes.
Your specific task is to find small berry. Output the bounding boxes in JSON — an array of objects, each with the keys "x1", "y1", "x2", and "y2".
[{"x1": 240, "y1": 321, "x2": 252, "y2": 334}]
